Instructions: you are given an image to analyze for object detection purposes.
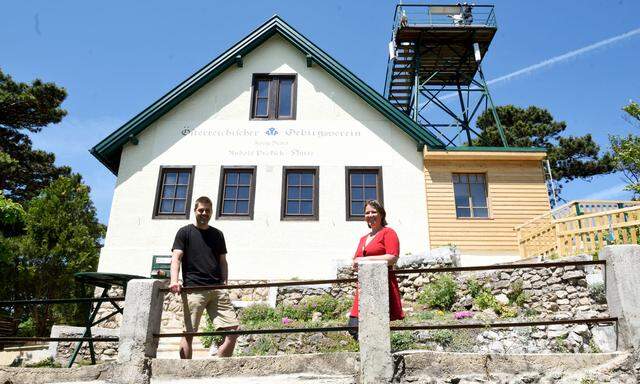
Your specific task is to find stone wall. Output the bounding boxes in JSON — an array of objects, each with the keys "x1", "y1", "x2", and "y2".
[
  {"x1": 277, "y1": 255, "x2": 608, "y2": 320},
  {"x1": 273, "y1": 255, "x2": 614, "y2": 355},
  {"x1": 49, "y1": 326, "x2": 119, "y2": 365},
  {"x1": 80, "y1": 255, "x2": 612, "y2": 359},
  {"x1": 441, "y1": 258, "x2": 607, "y2": 320}
]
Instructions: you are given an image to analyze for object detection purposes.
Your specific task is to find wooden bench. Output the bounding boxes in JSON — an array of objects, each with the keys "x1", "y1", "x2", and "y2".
[{"x1": 0, "y1": 315, "x2": 19, "y2": 350}]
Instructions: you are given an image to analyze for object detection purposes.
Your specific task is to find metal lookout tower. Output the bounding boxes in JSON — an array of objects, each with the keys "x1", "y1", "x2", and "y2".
[{"x1": 384, "y1": 3, "x2": 508, "y2": 147}]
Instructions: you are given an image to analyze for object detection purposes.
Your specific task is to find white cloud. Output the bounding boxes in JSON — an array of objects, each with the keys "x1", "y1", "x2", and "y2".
[
  {"x1": 487, "y1": 27, "x2": 640, "y2": 86},
  {"x1": 430, "y1": 27, "x2": 640, "y2": 103}
]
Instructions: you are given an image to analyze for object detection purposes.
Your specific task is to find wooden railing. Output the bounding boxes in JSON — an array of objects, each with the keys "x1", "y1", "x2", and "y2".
[{"x1": 516, "y1": 200, "x2": 640, "y2": 258}]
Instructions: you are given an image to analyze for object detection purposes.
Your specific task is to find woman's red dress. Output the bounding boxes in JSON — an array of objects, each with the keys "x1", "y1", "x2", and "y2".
[{"x1": 349, "y1": 227, "x2": 404, "y2": 321}]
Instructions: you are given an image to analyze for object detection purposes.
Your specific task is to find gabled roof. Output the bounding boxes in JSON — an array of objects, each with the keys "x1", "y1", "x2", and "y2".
[{"x1": 90, "y1": 15, "x2": 445, "y2": 175}]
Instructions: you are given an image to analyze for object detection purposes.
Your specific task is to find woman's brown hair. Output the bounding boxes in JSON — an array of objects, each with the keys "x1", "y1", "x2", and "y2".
[{"x1": 364, "y1": 200, "x2": 387, "y2": 227}]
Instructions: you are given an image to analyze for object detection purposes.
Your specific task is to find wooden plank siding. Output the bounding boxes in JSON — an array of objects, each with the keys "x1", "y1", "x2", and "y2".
[{"x1": 424, "y1": 159, "x2": 551, "y2": 255}]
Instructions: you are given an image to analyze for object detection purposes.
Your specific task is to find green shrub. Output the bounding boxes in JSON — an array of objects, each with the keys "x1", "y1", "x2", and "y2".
[
  {"x1": 17, "y1": 317, "x2": 35, "y2": 337},
  {"x1": 276, "y1": 295, "x2": 352, "y2": 322},
  {"x1": 431, "y1": 329, "x2": 453, "y2": 345},
  {"x1": 466, "y1": 278, "x2": 489, "y2": 298},
  {"x1": 199, "y1": 314, "x2": 224, "y2": 349},
  {"x1": 390, "y1": 331, "x2": 416, "y2": 352},
  {"x1": 523, "y1": 308, "x2": 539, "y2": 317},
  {"x1": 239, "y1": 304, "x2": 280, "y2": 325},
  {"x1": 474, "y1": 291, "x2": 499, "y2": 311},
  {"x1": 318, "y1": 333, "x2": 359, "y2": 353},
  {"x1": 507, "y1": 280, "x2": 528, "y2": 307},
  {"x1": 302, "y1": 295, "x2": 352, "y2": 320},
  {"x1": 24, "y1": 357, "x2": 61, "y2": 368},
  {"x1": 553, "y1": 335, "x2": 569, "y2": 353},
  {"x1": 278, "y1": 304, "x2": 305, "y2": 322},
  {"x1": 244, "y1": 336, "x2": 278, "y2": 356},
  {"x1": 418, "y1": 274, "x2": 458, "y2": 310},
  {"x1": 496, "y1": 305, "x2": 518, "y2": 318},
  {"x1": 589, "y1": 283, "x2": 606, "y2": 304},
  {"x1": 415, "y1": 311, "x2": 436, "y2": 321},
  {"x1": 449, "y1": 330, "x2": 475, "y2": 352},
  {"x1": 474, "y1": 291, "x2": 518, "y2": 317}
]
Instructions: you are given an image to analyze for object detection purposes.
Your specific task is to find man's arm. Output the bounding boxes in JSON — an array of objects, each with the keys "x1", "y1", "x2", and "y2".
[
  {"x1": 219, "y1": 253, "x2": 228, "y2": 285},
  {"x1": 169, "y1": 249, "x2": 184, "y2": 293}
]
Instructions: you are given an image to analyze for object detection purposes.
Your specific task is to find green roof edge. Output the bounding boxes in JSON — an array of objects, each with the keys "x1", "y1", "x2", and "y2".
[
  {"x1": 90, "y1": 15, "x2": 445, "y2": 175},
  {"x1": 438, "y1": 146, "x2": 546, "y2": 152}
]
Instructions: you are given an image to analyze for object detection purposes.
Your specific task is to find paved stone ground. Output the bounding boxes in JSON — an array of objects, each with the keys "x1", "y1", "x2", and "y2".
[
  {"x1": 49, "y1": 375, "x2": 356, "y2": 384},
  {"x1": 153, "y1": 374, "x2": 356, "y2": 383}
]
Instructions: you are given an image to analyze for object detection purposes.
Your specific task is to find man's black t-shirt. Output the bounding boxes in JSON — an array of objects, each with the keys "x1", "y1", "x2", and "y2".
[{"x1": 172, "y1": 224, "x2": 227, "y2": 287}]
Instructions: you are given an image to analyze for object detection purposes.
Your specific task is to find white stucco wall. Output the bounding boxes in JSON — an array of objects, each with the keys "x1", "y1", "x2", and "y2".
[{"x1": 97, "y1": 35, "x2": 429, "y2": 280}]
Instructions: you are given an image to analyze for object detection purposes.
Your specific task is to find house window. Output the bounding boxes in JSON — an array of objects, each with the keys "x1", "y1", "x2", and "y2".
[
  {"x1": 153, "y1": 166, "x2": 195, "y2": 219},
  {"x1": 216, "y1": 166, "x2": 257, "y2": 220},
  {"x1": 346, "y1": 167, "x2": 383, "y2": 220},
  {"x1": 251, "y1": 75, "x2": 296, "y2": 120},
  {"x1": 453, "y1": 173, "x2": 489, "y2": 218},
  {"x1": 281, "y1": 167, "x2": 318, "y2": 220}
]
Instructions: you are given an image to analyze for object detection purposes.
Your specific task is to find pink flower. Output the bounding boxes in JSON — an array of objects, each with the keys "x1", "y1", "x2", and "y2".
[
  {"x1": 281, "y1": 317, "x2": 292, "y2": 325},
  {"x1": 454, "y1": 311, "x2": 474, "y2": 320}
]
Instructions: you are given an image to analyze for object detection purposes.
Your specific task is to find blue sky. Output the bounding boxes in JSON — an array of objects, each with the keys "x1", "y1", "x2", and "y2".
[{"x1": 3, "y1": 1, "x2": 640, "y2": 224}]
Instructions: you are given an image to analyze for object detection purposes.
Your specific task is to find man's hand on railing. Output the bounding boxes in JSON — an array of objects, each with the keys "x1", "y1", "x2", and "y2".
[{"x1": 169, "y1": 280, "x2": 182, "y2": 294}]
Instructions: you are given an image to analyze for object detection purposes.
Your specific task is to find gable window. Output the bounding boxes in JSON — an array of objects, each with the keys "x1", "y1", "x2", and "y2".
[
  {"x1": 251, "y1": 74, "x2": 296, "y2": 120},
  {"x1": 153, "y1": 166, "x2": 195, "y2": 219},
  {"x1": 346, "y1": 167, "x2": 383, "y2": 220},
  {"x1": 216, "y1": 166, "x2": 257, "y2": 220},
  {"x1": 453, "y1": 173, "x2": 489, "y2": 218},
  {"x1": 281, "y1": 167, "x2": 318, "y2": 220}
]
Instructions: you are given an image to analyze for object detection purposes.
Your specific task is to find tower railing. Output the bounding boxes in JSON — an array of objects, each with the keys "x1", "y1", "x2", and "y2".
[{"x1": 392, "y1": 4, "x2": 497, "y2": 30}]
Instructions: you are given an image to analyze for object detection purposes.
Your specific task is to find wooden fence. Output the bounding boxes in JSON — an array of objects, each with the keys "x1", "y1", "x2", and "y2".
[{"x1": 516, "y1": 200, "x2": 640, "y2": 258}]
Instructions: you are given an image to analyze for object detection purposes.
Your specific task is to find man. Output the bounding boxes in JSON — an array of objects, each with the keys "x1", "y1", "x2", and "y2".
[{"x1": 169, "y1": 196, "x2": 239, "y2": 359}]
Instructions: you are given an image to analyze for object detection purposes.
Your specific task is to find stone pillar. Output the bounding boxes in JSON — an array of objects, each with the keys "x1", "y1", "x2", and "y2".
[
  {"x1": 358, "y1": 259, "x2": 393, "y2": 383},
  {"x1": 603, "y1": 245, "x2": 640, "y2": 350},
  {"x1": 116, "y1": 279, "x2": 164, "y2": 384}
]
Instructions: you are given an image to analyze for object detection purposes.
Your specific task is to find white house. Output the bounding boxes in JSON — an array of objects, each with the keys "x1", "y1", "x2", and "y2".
[{"x1": 92, "y1": 16, "x2": 550, "y2": 280}]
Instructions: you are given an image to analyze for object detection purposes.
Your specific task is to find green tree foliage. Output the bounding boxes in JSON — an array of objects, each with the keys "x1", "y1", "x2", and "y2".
[
  {"x1": 0, "y1": 194, "x2": 26, "y2": 237},
  {"x1": 0, "y1": 69, "x2": 67, "y2": 132},
  {"x1": 0, "y1": 194, "x2": 26, "y2": 315},
  {"x1": 0, "y1": 69, "x2": 104, "y2": 335},
  {"x1": 2, "y1": 176, "x2": 105, "y2": 335},
  {"x1": 610, "y1": 101, "x2": 640, "y2": 197},
  {"x1": 474, "y1": 105, "x2": 615, "y2": 194},
  {"x1": 622, "y1": 100, "x2": 640, "y2": 126},
  {"x1": 0, "y1": 69, "x2": 71, "y2": 203}
]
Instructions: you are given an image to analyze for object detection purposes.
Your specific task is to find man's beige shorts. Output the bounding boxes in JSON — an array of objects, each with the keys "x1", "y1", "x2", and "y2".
[{"x1": 182, "y1": 290, "x2": 239, "y2": 332}]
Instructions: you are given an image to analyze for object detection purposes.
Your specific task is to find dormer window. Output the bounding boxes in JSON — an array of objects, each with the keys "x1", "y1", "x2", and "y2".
[{"x1": 251, "y1": 74, "x2": 296, "y2": 120}]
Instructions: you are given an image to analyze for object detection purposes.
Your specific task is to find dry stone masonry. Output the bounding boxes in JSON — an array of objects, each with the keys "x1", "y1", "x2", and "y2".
[{"x1": 56, "y1": 253, "x2": 614, "y2": 363}]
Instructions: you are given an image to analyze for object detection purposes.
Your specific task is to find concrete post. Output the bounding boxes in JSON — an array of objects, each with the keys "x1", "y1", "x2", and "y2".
[
  {"x1": 602, "y1": 245, "x2": 640, "y2": 350},
  {"x1": 116, "y1": 279, "x2": 164, "y2": 384},
  {"x1": 358, "y1": 259, "x2": 393, "y2": 383}
]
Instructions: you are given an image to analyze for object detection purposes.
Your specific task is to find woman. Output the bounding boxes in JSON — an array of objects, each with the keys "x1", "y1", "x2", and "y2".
[{"x1": 348, "y1": 200, "x2": 404, "y2": 338}]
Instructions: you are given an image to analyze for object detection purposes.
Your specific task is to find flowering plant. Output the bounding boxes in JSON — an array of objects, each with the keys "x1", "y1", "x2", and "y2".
[
  {"x1": 453, "y1": 311, "x2": 474, "y2": 320},
  {"x1": 281, "y1": 317, "x2": 292, "y2": 325}
]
